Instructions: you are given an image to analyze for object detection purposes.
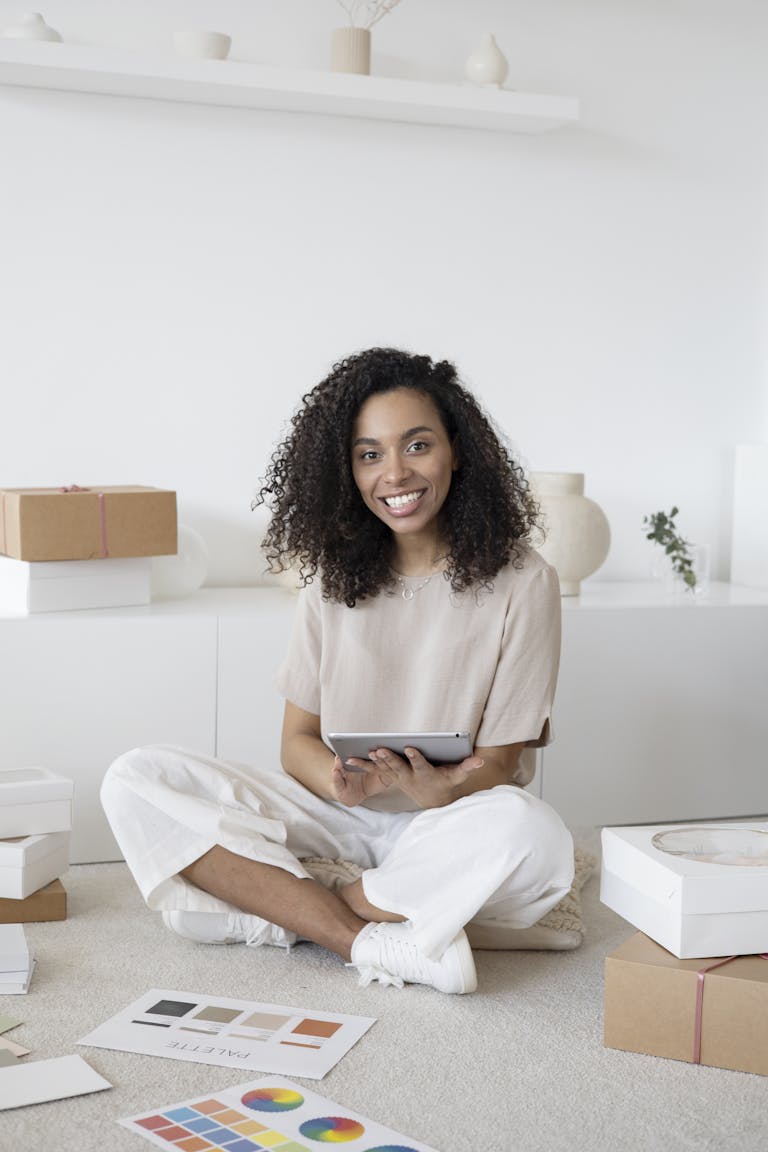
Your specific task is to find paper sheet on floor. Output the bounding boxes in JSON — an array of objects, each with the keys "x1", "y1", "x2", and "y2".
[
  {"x1": 78, "y1": 987, "x2": 375, "y2": 1079},
  {"x1": 0, "y1": 1054, "x2": 111, "y2": 1110},
  {"x1": 121, "y1": 1073, "x2": 440, "y2": 1152}
]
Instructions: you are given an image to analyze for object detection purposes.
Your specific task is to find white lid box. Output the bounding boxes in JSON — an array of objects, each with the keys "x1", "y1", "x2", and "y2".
[
  {"x1": 600, "y1": 822, "x2": 768, "y2": 959},
  {"x1": 0, "y1": 768, "x2": 73, "y2": 805},
  {"x1": 0, "y1": 832, "x2": 70, "y2": 899}
]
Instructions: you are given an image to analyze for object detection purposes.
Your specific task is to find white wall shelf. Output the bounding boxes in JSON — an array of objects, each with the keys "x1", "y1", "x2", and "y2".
[{"x1": 0, "y1": 41, "x2": 579, "y2": 133}]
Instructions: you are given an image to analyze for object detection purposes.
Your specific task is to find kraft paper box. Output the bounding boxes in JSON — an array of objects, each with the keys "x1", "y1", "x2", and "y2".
[
  {"x1": 604, "y1": 931, "x2": 768, "y2": 1076},
  {"x1": 0, "y1": 767, "x2": 73, "y2": 837},
  {"x1": 600, "y1": 822, "x2": 768, "y2": 958},
  {"x1": 0, "y1": 555, "x2": 152, "y2": 614},
  {"x1": 0, "y1": 832, "x2": 70, "y2": 899},
  {"x1": 0, "y1": 485, "x2": 177, "y2": 562},
  {"x1": 0, "y1": 878, "x2": 66, "y2": 923}
]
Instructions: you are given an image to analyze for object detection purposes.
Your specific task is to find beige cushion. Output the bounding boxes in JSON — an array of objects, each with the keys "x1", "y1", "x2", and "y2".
[
  {"x1": 466, "y1": 847, "x2": 596, "y2": 951},
  {"x1": 302, "y1": 847, "x2": 597, "y2": 952}
]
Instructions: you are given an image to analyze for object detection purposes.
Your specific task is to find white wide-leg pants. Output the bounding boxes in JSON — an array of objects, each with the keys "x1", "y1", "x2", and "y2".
[{"x1": 101, "y1": 744, "x2": 574, "y2": 960}]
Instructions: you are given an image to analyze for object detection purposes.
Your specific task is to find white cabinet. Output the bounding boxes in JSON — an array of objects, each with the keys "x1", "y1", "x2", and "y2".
[
  {"x1": 541, "y1": 582, "x2": 768, "y2": 827},
  {"x1": 215, "y1": 591, "x2": 297, "y2": 767},
  {"x1": 0, "y1": 609, "x2": 218, "y2": 863},
  {"x1": 2, "y1": 582, "x2": 766, "y2": 865}
]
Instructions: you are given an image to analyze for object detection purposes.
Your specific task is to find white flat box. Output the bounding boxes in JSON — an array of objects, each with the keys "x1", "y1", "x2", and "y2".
[
  {"x1": 0, "y1": 555, "x2": 152, "y2": 614},
  {"x1": 0, "y1": 832, "x2": 70, "y2": 899},
  {"x1": 600, "y1": 822, "x2": 768, "y2": 958},
  {"x1": 0, "y1": 767, "x2": 73, "y2": 836},
  {"x1": 0, "y1": 924, "x2": 28, "y2": 971}
]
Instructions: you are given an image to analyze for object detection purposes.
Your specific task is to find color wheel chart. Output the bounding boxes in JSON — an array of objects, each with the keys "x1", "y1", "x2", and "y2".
[
  {"x1": 121, "y1": 1075, "x2": 440, "y2": 1152},
  {"x1": 78, "y1": 990, "x2": 375, "y2": 1079}
]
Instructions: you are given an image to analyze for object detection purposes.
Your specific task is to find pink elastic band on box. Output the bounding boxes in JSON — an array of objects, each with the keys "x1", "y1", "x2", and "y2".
[
  {"x1": 59, "y1": 485, "x2": 108, "y2": 558},
  {"x1": 1, "y1": 492, "x2": 6, "y2": 555},
  {"x1": 693, "y1": 952, "x2": 768, "y2": 1063}
]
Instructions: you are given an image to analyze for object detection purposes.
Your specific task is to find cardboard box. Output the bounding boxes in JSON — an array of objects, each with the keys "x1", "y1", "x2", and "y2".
[
  {"x1": 0, "y1": 485, "x2": 177, "y2": 562},
  {"x1": 0, "y1": 878, "x2": 66, "y2": 923},
  {"x1": 0, "y1": 832, "x2": 70, "y2": 898},
  {"x1": 605, "y1": 931, "x2": 768, "y2": 1076},
  {"x1": 600, "y1": 822, "x2": 768, "y2": 958},
  {"x1": 0, "y1": 555, "x2": 152, "y2": 614},
  {"x1": 0, "y1": 768, "x2": 73, "y2": 837}
]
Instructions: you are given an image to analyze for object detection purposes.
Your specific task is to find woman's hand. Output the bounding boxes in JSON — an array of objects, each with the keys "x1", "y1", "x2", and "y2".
[
  {"x1": 364, "y1": 746, "x2": 485, "y2": 808},
  {"x1": 330, "y1": 755, "x2": 394, "y2": 808}
]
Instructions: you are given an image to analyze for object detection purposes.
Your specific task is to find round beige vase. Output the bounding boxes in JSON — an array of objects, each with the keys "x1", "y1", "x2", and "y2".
[
  {"x1": 529, "y1": 472, "x2": 611, "y2": 596},
  {"x1": 330, "y1": 27, "x2": 371, "y2": 75}
]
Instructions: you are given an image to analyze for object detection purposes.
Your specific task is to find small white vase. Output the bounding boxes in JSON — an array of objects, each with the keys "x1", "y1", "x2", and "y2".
[
  {"x1": 464, "y1": 33, "x2": 509, "y2": 87},
  {"x1": 529, "y1": 472, "x2": 611, "y2": 596},
  {"x1": 330, "y1": 27, "x2": 371, "y2": 75},
  {"x1": 3, "y1": 12, "x2": 62, "y2": 41}
]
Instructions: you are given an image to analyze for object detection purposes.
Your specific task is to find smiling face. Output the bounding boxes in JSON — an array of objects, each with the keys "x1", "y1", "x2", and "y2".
[{"x1": 350, "y1": 387, "x2": 458, "y2": 562}]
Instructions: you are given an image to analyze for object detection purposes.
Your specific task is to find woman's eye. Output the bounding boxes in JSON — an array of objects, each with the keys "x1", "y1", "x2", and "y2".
[
  {"x1": 406, "y1": 440, "x2": 428, "y2": 453},
  {"x1": 359, "y1": 450, "x2": 379, "y2": 462}
]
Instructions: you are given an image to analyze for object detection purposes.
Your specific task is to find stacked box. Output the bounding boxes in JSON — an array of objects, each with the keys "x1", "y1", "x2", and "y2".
[
  {"x1": 0, "y1": 555, "x2": 152, "y2": 614},
  {"x1": 0, "y1": 768, "x2": 72, "y2": 920},
  {"x1": 601, "y1": 821, "x2": 768, "y2": 1075},
  {"x1": 604, "y1": 932, "x2": 768, "y2": 1076},
  {"x1": 600, "y1": 822, "x2": 768, "y2": 958},
  {"x1": 0, "y1": 923, "x2": 33, "y2": 994},
  {"x1": 0, "y1": 879, "x2": 66, "y2": 923},
  {"x1": 0, "y1": 485, "x2": 177, "y2": 562}
]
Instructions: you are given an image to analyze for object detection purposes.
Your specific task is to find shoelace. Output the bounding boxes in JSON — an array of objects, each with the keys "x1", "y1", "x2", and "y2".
[{"x1": 345, "y1": 961, "x2": 404, "y2": 989}]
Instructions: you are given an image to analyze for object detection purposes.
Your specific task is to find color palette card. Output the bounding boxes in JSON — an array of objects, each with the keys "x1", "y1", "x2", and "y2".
[
  {"x1": 121, "y1": 1074, "x2": 439, "y2": 1152},
  {"x1": 78, "y1": 990, "x2": 375, "y2": 1080}
]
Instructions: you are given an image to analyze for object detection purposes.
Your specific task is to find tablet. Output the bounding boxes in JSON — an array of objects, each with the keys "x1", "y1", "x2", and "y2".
[{"x1": 327, "y1": 731, "x2": 473, "y2": 772}]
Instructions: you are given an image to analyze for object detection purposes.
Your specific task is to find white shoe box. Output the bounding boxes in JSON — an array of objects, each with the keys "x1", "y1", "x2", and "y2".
[
  {"x1": 600, "y1": 822, "x2": 768, "y2": 958},
  {"x1": 0, "y1": 923, "x2": 29, "y2": 970},
  {"x1": 0, "y1": 832, "x2": 70, "y2": 899},
  {"x1": 0, "y1": 767, "x2": 73, "y2": 837},
  {"x1": 0, "y1": 555, "x2": 152, "y2": 614}
]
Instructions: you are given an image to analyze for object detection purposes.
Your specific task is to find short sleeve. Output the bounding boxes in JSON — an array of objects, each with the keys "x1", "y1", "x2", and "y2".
[
  {"x1": 474, "y1": 561, "x2": 561, "y2": 750},
  {"x1": 274, "y1": 580, "x2": 323, "y2": 715}
]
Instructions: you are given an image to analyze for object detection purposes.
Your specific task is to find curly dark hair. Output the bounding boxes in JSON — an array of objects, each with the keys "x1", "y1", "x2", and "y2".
[{"x1": 254, "y1": 347, "x2": 540, "y2": 606}]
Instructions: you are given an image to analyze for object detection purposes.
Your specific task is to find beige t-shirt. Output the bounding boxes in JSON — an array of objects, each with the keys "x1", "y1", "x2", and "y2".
[{"x1": 275, "y1": 546, "x2": 561, "y2": 811}]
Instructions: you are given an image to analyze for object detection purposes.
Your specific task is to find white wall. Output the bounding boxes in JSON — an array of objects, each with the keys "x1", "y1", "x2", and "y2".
[{"x1": 2, "y1": 0, "x2": 766, "y2": 585}]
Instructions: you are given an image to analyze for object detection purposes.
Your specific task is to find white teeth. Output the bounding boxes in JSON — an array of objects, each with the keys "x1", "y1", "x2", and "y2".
[{"x1": 384, "y1": 491, "x2": 423, "y2": 508}]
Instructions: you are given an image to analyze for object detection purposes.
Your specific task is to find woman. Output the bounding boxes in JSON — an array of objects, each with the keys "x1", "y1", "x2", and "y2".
[{"x1": 101, "y1": 348, "x2": 573, "y2": 995}]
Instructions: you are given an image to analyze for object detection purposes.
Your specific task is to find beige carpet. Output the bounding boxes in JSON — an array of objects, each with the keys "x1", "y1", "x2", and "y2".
[{"x1": 2, "y1": 831, "x2": 767, "y2": 1152}]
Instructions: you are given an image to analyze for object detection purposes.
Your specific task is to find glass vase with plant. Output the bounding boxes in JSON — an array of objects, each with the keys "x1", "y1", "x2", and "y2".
[{"x1": 642, "y1": 507, "x2": 701, "y2": 591}]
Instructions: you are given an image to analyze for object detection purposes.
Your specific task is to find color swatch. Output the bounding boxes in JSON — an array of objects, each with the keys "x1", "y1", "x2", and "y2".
[
  {"x1": 78, "y1": 989, "x2": 375, "y2": 1080},
  {"x1": 298, "y1": 1115, "x2": 366, "y2": 1141},
  {"x1": 121, "y1": 1076, "x2": 438, "y2": 1152}
]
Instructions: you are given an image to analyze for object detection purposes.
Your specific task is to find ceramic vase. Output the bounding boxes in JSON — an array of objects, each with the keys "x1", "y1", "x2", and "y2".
[
  {"x1": 173, "y1": 29, "x2": 232, "y2": 61},
  {"x1": 330, "y1": 27, "x2": 371, "y2": 75},
  {"x1": 529, "y1": 472, "x2": 610, "y2": 596},
  {"x1": 150, "y1": 524, "x2": 209, "y2": 600},
  {"x1": 3, "y1": 12, "x2": 62, "y2": 41},
  {"x1": 463, "y1": 33, "x2": 509, "y2": 87}
]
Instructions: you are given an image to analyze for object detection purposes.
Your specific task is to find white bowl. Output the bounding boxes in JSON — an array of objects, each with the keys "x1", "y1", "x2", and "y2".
[{"x1": 173, "y1": 29, "x2": 231, "y2": 61}]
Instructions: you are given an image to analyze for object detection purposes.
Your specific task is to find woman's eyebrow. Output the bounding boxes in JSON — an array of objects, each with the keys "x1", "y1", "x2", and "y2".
[{"x1": 352, "y1": 425, "x2": 434, "y2": 447}]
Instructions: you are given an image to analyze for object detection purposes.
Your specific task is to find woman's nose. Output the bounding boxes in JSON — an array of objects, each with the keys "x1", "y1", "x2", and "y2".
[{"x1": 383, "y1": 451, "x2": 410, "y2": 485}]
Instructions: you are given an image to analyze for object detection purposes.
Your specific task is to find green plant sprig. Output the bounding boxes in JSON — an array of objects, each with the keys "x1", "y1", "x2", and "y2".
[{"x1": 642, "y1": 507, "x2": 697, "y2": 589}]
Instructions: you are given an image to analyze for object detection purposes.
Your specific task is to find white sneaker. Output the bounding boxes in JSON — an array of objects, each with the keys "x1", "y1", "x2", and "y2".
[
  {"x1": 349, "y1": 922, "x2": 477, "y2": 994},
  {"x1": 162, "y1": 910, "x2": 296, "y2": 950}
]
